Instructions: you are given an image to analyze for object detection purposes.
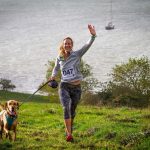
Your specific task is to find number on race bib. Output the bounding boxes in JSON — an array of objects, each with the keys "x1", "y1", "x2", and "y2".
[
  {"x1": 63, "y1": 68, "x2": 73, "y2": 76},
  {"x1": 62, "y1": 68, "x2": 75, "y2": 79}
]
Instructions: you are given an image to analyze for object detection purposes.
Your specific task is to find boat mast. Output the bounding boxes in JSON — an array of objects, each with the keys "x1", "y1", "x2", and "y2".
[
  {"x1": 105, "y1": 0, "x2": 115, "y2": 30},
  {"x1": 110, "y1": 0, "x2": 113, "y2": 22}
]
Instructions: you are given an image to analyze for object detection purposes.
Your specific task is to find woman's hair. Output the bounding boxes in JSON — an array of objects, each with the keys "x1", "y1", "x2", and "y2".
[{"x1": 59, "y1": 37, "x2": 73, "y2": 59}]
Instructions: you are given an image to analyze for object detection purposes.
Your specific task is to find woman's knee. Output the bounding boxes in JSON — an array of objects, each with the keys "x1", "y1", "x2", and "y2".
[{"x1": 63, "y1": 105, "x2": 71, "y2": 119}]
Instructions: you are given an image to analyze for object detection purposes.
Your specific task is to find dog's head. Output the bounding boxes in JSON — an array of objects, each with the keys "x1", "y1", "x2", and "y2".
[{"x1": 5, "y1": 100, "x2": 19, "y2": 115}]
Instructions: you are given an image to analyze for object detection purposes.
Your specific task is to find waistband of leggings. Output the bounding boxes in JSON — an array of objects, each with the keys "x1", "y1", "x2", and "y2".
[{"x1": 60, "y1": 82, "x2": 81, "y2": 88}]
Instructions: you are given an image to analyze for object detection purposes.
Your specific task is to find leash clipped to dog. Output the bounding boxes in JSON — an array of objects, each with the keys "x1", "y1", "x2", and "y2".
[{"x1": 19, "y1": 80, "x2": 58, "y2": 107}]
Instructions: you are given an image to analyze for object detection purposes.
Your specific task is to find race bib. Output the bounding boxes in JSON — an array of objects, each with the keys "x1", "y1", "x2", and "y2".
[{"x1": 62, "y1": 67, "x2": 75, "y2": 80}]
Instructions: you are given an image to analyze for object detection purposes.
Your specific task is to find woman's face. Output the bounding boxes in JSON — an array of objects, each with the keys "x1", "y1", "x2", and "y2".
[{"x1": 63, "y1": 39, "x2": 73, "y2": 52}]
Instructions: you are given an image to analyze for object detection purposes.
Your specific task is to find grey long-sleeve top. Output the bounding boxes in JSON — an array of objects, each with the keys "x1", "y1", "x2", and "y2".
[{"x1": 51, "y1": 35, "x2": 96, "y2": 82}]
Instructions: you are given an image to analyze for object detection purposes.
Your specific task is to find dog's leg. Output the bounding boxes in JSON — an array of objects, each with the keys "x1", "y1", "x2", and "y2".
[
  {"x1": 3, "y1": 126, "x2": 12, "y2": 140},
  {"x1": 12, "y1": 127, "x2": 16, "y2": 141},
  {"x1": 0, "y1": 129, "x2": 1, "y2": 137},
  {"x1": 4, "y1": 129, "x2": 9, "y2": 139},
  {"x1": 0, "y1": 124, "x2": 3, "y2": 140},
  {"x1": 5, "y1": 132, "x2": 12, "y2": 141},
  {"x1": 9, "y1": 132, "x2": 12, "y2": 141}
]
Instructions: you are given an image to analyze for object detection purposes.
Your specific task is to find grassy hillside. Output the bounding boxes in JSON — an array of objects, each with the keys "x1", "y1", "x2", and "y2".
[{"x1": 0, "y1": 91, "x2": 150, "y2": 150}]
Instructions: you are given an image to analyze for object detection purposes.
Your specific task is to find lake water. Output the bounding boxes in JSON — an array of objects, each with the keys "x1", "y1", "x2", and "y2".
[{"x1": 0, "y1": 0, "x2": 150, "y2": 93}]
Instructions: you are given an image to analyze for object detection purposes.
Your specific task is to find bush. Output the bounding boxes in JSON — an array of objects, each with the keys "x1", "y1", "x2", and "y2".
[
  {"x1": 81, "y1": 92, "x2": 101, "y2": 106},
  {"x1": 100, "y1": 56, "x2": 150, "y2": 107}
]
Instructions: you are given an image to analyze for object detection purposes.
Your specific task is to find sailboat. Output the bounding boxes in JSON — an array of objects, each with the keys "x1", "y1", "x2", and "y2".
[{"x1": 105, "y1": 0, "x2": 115, "y2": 30}]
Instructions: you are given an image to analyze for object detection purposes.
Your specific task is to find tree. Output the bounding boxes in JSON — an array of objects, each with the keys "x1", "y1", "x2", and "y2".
[
  {"x1": 0, "y1": 78, "x2": 16, "y2": 91},
  {"x1": 80, "y1": 61, "x2": 99, "y2": 92},
  {"x1": 104, "y1": 56, "x2": 150, "y2": 107}
]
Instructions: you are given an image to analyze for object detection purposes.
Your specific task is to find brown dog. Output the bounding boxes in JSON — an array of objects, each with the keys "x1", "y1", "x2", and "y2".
[{"x1": 0, "y1": 100, "x2": 19, "y2": 141}]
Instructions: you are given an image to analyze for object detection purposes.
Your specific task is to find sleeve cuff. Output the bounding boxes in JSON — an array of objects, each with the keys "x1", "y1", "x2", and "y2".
[{"x1": 91, "y1": 35, "x2": 97, "y2": 38}]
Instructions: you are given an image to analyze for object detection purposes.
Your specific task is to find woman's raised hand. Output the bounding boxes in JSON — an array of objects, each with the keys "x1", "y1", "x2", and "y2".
[{"x1": 88, "y1": 24, "x2": 96, "y2": 36}]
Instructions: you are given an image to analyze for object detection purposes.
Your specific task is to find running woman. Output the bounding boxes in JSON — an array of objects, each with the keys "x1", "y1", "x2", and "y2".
[{"x1": 49, "y1": 24, "x2": 96, "y2": 142}]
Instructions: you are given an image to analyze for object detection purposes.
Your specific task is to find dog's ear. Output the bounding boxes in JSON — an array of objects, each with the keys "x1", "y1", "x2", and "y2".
[
  {"x1": 5, "y1": 102, "x2": 8, "y2": 109},
  {"x1": 17, "y1": 102, "x2": 19, "y2": 109},
  {"x1": 0, "y1": 103, "x2": 4, "y2": 110}
]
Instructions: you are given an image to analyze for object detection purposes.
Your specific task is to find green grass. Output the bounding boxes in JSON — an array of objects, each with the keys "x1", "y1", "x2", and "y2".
[{"x1": 0, "y1": 90, "x2": 150, "y2": 150}]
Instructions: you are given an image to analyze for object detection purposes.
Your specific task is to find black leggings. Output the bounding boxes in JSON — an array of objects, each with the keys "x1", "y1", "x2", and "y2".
[{"x1": 59, "y1": 82, "x2": 82, "y2": 119}]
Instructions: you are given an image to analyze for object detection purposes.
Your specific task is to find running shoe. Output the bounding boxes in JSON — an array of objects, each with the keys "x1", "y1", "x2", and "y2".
[{"x1": 66, "y1": 134, "x2": 74, "y2": 142}]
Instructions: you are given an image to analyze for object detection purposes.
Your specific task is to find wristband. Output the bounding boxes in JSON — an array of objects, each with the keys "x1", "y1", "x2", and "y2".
[{"x1": 91, "y1": 35, "x2": 97, "y2": 38}]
